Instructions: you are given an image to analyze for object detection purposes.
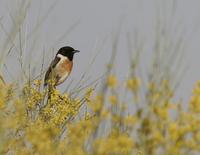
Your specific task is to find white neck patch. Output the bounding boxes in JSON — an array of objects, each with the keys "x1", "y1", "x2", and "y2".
[{"x1": 57, "y1": 54, "x2": 68, "y2": 61}]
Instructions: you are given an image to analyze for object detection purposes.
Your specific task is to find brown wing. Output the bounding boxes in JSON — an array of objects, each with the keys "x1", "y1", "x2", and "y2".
[{"x1": 44, "y1": 56, "x2": 61, "y2": 87}]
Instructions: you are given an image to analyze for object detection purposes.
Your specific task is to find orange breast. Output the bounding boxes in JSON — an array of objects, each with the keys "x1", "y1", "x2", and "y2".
[
  {"x1": 55, "y1": 59, "x2": 73, "y2": 85},
  {"x1": 61, "y1": 59, "x2": 73, "y2": 73}
]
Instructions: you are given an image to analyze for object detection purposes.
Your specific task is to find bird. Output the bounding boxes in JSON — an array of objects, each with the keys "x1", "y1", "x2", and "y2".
[{"x1": 44, "y1": 46, "x2": 80, "y2": 88}]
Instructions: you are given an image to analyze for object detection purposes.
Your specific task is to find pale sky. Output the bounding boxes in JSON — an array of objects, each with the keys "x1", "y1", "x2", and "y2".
[{"x1": 0, "y1": 0, "x2": 200, "y2": 102}]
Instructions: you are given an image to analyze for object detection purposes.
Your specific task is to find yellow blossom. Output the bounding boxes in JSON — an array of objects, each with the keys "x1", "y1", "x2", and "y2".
[
  {"x1": 126, "y1": 77, "x2": 141, "y2": 92},
  {"x1": 153, "y1": 130, "x2": 164, "y2": 143},
  {"x1": 190, "y1": 95, "x2": 200, "y2": 113},
  {"x1": 124, "y1": 115, "x2": 138, "y2": 126},
  {"x1": 33, "y1": 79, "x2": 42, "y2": 87},
  {"x1": 85, "y1": 88, "x2": 94, "y2": 102},
  {"x1": 109, "y1": 95, "x2": 117, "y2": 105},
  {"x1": 168, "y1": 122, "x2": 179, "y2": 141},
  {"x1": 94, "y1": 134, "x2": 134, "y2": 155},
  {"x1": 196, "y1": 131, "x2": 200, "y2": 141},
  {"x1": 107, "y1": 75, "x2": 118, "y2": 88}
]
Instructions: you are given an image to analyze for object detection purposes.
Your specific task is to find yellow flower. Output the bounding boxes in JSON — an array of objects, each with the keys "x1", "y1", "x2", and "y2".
[
  {"x1": 190, "y1": 96, "x2": 200, "y2": 113},
  {"x1": 126, "y1": 77, "x2": 141, "y2": 92},
  {"x1": 109, "y1": 95, "x2": 117, "y2": 105},
  {"x1": 107, "y1": 75, "x2": 118, "y2": 88},
  {"x1": 101, "y1": 109, "x2": 110, "y2": 118},
  {"x1": 85, "y1": 111, "x2": 91, "y2": 120},
  {"x1": 196, "y1": 131, "x2": 200, "y2": 141},
  {"x1": 85, "y1": 88, "x2": 94, "y2": 102},
  {"x1": 33, "y1": 79, "x2": 42, "y2": 87},
  {"x1": 124, "y1": 115, "x2": 138, "y2": 126},
  {"x1": 193, "y1": 81, "x2": 200, "y2": 94},
  {"x1": 168, "y1": 122, "x2": 179, "y2": 141},
  {"x1": 94, "y1": 133, "x2": 134, "y2": 155},
  {"x1": 153, "y1": 130, "x2": 164, "y2": 143},
  {"x1": 153, "y1": 106, "x2": 168, "y2": 120}
]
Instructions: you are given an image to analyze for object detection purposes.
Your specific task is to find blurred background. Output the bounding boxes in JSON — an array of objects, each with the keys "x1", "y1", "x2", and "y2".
[{"x1": 0, "y1": 0, "x2": 200, "y2": 102}]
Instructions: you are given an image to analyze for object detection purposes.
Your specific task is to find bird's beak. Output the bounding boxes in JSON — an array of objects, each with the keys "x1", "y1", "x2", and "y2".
[{"x1": 73, "y1": 50, "x2": 80, "y2": 53}]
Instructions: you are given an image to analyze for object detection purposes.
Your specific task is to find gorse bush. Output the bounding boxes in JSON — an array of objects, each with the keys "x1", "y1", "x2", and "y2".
[{"x1": 0, "y1": 73, "x2": 200, "y2": 155}]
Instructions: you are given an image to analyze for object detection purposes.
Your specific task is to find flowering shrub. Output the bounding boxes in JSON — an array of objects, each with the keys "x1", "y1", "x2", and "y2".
[{"x1": 0, "y1": 74, "x2": 199, "y2": 155}]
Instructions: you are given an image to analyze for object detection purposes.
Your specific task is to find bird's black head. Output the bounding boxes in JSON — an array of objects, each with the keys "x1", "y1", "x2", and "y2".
[{"x1": 57, "y1": 46, "x2": 80, "y2": 61}]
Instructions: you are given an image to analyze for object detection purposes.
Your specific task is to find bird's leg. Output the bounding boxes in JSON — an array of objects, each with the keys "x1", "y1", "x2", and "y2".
[{"x1": 47, "y1": 84, "x2": 56, "y2": 105}]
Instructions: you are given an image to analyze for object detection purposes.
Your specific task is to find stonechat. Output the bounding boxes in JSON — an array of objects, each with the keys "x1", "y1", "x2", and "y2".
[{"x1": 44, "y1": 46, "x2": 80, "y2": 87}]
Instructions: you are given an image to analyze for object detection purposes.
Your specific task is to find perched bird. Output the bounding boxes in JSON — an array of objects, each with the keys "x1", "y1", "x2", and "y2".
[{"x1": 44, "y1": 46, "x2": 80, "y2": 87}]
